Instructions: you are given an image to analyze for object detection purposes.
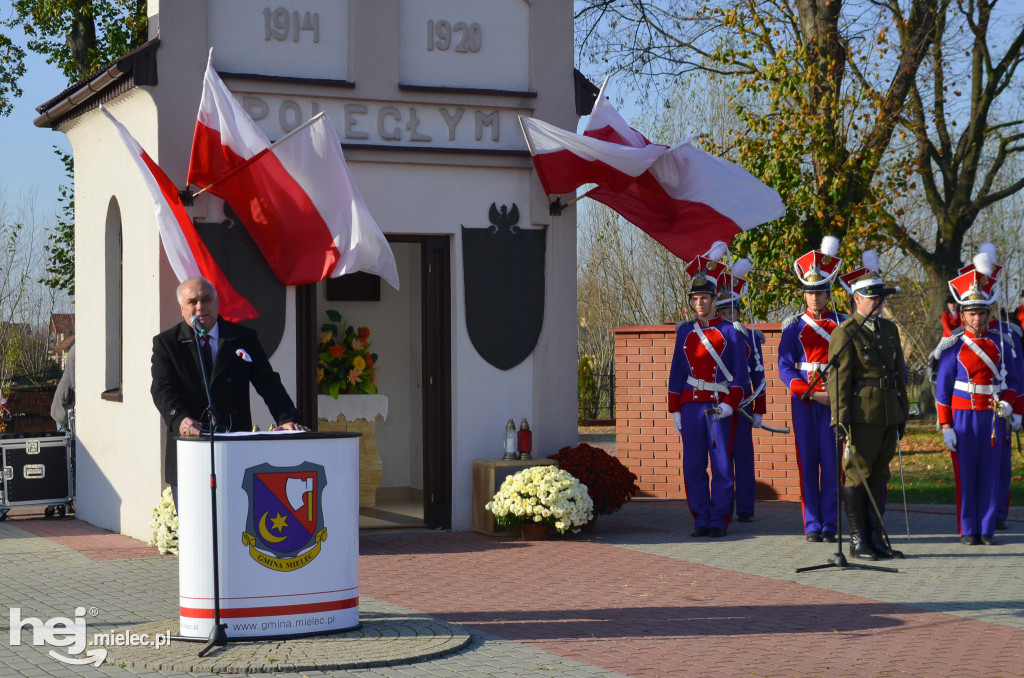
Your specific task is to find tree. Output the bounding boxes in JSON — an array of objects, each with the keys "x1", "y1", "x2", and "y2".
[
  {"x1": 0, "y1": 32, "x2": 27, "y2": 117},
  {"x1": 575, "y1": 0, "x2": 943, "y2": 310},
  {"x1": 577, "y1": 199, "x2": 688, "y2": 417},
  {"x1": 1, "y1": 1, "x2": 147, "y2": 91},
  {"x1": 1, "y1": 1, "x2": 148, "y2": 294},
  {"x1": 42, "y1": 147, "x2": 75, "y2": 294},
  {"x1": 894, "y1": 1, "x2": 1024, "y2": 340},
  {"x1": 0, "y1": 182, "x2": 68, "y2": 388}
]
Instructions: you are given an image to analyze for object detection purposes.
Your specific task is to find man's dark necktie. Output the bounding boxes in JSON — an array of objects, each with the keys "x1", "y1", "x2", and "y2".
[{"x1": 201, "y1": 335, "x2": 213, "y2": 371}]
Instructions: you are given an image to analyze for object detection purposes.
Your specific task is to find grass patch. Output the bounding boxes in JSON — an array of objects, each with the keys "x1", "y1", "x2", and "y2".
[{"x1": 890, "y1": 426, "x2": 1024, "y2": 504}]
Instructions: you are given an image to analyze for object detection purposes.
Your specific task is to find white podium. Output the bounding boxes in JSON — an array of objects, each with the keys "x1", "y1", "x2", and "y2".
[{"x1": 176, "y1": 432, "x2": 361, "y2": 639}]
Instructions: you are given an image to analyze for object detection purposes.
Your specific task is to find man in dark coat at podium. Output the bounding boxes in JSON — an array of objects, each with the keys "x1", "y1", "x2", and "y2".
[{"x1": 151, "y1": 277, "x2": 306, "y2": 491}]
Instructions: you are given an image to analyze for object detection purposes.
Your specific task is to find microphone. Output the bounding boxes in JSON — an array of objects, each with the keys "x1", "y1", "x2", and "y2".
[{"x1": 190, "y1": 315, "x2": 208, "y2": 335}]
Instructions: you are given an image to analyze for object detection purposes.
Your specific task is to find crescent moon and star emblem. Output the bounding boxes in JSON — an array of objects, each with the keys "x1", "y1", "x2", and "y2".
[
  {"x1": 242, "y1": 463, "x2": 328, "y2": 571},
  {"x1": 258, "y1": 511, "x2": 288, "y2": 543}
]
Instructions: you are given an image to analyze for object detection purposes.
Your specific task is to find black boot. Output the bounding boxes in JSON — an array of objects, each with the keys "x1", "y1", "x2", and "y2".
[
  {"x1": 866, "y1": 480, "x2": 904, "y2": 559},
  {"x1": 842, "y1": 485, "x2": 876, "y2": 561}
]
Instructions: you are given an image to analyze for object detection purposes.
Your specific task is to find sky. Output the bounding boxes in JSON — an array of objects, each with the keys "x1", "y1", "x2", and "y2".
[{"x1": 0, "y1": 32, "x2": 73, "y2": 212}]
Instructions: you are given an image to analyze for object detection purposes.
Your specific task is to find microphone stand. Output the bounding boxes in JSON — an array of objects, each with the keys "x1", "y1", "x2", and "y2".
[
  {"x1": 193, "y1": 321, "x2": 229, "y2": 655},
  {"x1": 795, "y1": 297, "x2": 897, "y2": 574}
]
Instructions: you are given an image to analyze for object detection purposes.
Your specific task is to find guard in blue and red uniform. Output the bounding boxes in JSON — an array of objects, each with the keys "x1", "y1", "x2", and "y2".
[
  {"x1": 951, "y1": 246, "x2": 1024, "y2": 531},
  {"x1": 777, "y1": 237, "x2": 844, "y2": 542},
  {"x1": 936, "y1": 265, "x2": 1016, "y2": 545},
  {"x1": 668, "y1": 254, "x2": 750, "y2": 538},
  {"x1": 715, "y1": 263, "x2": 766, "y2": 523}
]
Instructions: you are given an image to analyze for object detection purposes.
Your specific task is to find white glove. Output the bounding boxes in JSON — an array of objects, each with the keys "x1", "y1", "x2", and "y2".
[
  {"x1": 942, "y1": 428, "x2": 957, "y2": 451},
  {"x1": 717, "y1": 403, "x2": 734, "y2": 419},
  {"x1": 1014, "y1": 414, "x2": 1022, "y2": 432},
  {"x1": 673, "y1": 411, "x2": 682, "y2": 432},
  {"x1": 752, "y1": 413, "x2": 763, "y2": 428}
]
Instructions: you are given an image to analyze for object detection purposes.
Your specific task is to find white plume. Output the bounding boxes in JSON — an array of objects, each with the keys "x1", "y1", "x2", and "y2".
[
  {"x1": 974, "y1": 251, "x2": 995, "y2": 276},
  {"x1": 704, "y1": 240, "x2": 729, "y2": 261},
  {"x1": 979, "y1": 242, "x2": 997, "y2": 264},
  {"x1": 820, "y1": 236, "x2": 840, "y2": 257},
  {"x1": 862, "y1": 249, "x2": 879, "y2": 272},
  {"x1": 732, "y1": 258, "x2": 752, "y2": 279}
]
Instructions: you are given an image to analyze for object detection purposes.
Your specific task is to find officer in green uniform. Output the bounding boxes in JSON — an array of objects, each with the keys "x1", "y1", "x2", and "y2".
[{"x1": 827, "y1": 262, "x2": 908, "y2": 561}]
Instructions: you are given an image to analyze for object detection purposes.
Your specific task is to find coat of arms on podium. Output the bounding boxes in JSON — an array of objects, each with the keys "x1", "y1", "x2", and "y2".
[{"x1": 241, "y1": 462, "x2": 328, "y2": 571}]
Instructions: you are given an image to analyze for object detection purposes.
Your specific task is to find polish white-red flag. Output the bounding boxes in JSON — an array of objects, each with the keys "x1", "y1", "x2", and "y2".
[
  {"x1": 518, "y1": 114, "x2": 664, "y2": 196},
  {"x1": 204, "y1": 113, "x2": 400, "y2": 289},
  {"x1": 187, "y1": 51, "x2": 269, "y2": 189},
  {"x1": 187, "y1": 54, "x2": 398, "y2": 289},
  {"x1": 586, "y1": 141, "x2": 786, "y2": 261},
  {"x1": 521, "y1": 88, "x2": 785, "y2": 261},
  {"x1": 584, "y1": 92, "x2": 785, "y2": 261},
  {"x1": 583, "y1": 90, "x2": 658, "y2": 148},
  {"x1": 100, "y1": 105, "x2": 258, "y2": 321}
]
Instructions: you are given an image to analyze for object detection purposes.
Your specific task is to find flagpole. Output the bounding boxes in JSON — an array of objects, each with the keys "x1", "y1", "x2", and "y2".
[
  {"x1": 187, "y1": 112, "x2": 328, "y2": 200},
  {"x1": 555, "y1": 76, "x2": 605, "y2": 215},
  {"x1": 520, "y1": 114, "x2": 569, "y2": 216},
  {"x1": 594, "y1": 74, "x2": 611, "y2": 108},
  {"x1": 563, "y1": 187, "x2": 596, "y2": 209}
]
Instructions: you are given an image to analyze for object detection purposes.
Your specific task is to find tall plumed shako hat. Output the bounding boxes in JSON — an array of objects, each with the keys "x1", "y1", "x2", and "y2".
[
  {"x1": 793, "y1": 236, "x2": 842, "y2": 291},
  {"x1": 847, "y1": 249, "x2": 900, "y2": 298},
  {"x1": 687, "y1": 241, "x2": 729, "y2": 297},
  {"x1": 958, "y1": 243, "x2": 1004, "y2": 289},
  {"x1": 950, "y1": 250, "x2": 998, "y2": 310},
  {"x1": 715, "y1": 259, "x2": 751, "y2": 308}
]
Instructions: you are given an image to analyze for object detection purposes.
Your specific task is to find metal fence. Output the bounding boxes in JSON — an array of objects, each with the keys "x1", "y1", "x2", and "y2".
[{"x1": 579, "y1": 368, "x2": 615, "y2": 423}]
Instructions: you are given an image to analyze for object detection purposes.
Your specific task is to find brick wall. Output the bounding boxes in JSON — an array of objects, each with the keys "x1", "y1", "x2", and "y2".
[{"x1": 611, "y1": 323, "x2": 801, "y2": 502}]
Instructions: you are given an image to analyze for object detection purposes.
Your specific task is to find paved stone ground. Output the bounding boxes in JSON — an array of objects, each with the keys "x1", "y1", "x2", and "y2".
[{"x1": 2, "y1": 499, "x2": 1023, "y2": 677}]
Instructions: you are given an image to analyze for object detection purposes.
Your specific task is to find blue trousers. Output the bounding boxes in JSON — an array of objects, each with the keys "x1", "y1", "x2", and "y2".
[
  {"x1": 790, "y1": 397, "x2": 838, "y2": 534},
  {"x1": 952, "y1": 410, "x2": 1001, "y2": 537},
  {"x1": 732, "y1": 414, "x2": 756, "y2": 516},
  {"x1": 681, "y1": 401, "x2": 735, "y2": 531},
  {"x1": 996, "y1": 423, "x2": 1012, "y2": 522}
]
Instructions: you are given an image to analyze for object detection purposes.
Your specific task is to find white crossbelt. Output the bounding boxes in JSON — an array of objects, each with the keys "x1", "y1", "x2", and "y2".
[
  {"x1": 962, "y1": 335, "x2": 1007, "y2": 390},
  {"x1": 800, "y1": 314, "x2": 833, "y2": 343},
  {"x1": 797, "y1": 361, "x2": 828, "y2": 373},
  {"x1": 686, "y1": 376, "x2": 729, "y2": 393},
  {"x1": 954, "y1": 380, "x2": 997, "y2": 395},
  {"x1": 693, "y1": 322, "x2": 734, "y2": 382}
]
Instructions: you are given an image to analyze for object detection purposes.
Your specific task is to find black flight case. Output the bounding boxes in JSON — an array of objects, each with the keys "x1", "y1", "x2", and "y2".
[{"x1": 0, "y1": 432, "x2": 75, "y2": 520}]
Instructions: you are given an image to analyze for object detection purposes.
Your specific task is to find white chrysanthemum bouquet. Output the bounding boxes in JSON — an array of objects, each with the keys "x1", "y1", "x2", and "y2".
[
  {"x1": 486, "y1": 465, "x2": 594, "y2": 534},
  {"x1": 148, "y1": 486, "x2": 179, "y2": 555}
]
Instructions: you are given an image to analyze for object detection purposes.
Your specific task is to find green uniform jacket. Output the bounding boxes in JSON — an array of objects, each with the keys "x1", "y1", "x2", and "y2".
[{"x1": 827, "y1": 312, "x2": 909, "y2": 429}]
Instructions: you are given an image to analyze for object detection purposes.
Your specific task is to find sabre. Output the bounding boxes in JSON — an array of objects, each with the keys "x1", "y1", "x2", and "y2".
[
  {"x1": 895, "y1": 430, "x2": 911, "y2": 542},
  {"x1": 705, "y1": 407, "x2": 719, "y2": 449},
  {"x1": 738, "y1": 407, "x2": 791, "y2": 434},
  {"x1": 844, "y1": 437, "x2": 902, "y2": 564},
  {"x1": 739, "y1": 381, "x2": 765, "y2": 410}
]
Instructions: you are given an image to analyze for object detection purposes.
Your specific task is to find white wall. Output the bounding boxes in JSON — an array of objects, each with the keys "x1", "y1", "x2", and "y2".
[{"x1": 66, "y1": 92, "x2": 166, "y2": 539}]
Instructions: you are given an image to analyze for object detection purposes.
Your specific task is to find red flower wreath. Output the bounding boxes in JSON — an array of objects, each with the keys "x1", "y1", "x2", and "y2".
[{"x1": 548, "y1": 443, "x2": 639, "y2": 515}]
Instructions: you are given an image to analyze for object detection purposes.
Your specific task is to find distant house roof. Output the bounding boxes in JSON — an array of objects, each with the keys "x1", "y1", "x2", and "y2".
[
  {"x1": 49, "y1": 313, "x2": 75, "y2": 337},
  {"x1": 53, "y1": 335, "x2": 76, "y2": 354}
]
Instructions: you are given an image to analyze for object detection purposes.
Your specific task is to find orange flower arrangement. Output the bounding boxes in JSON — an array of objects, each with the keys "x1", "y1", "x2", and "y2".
[{"x1": 317, "y1": 310, "x2": 379, "y2": 397}]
